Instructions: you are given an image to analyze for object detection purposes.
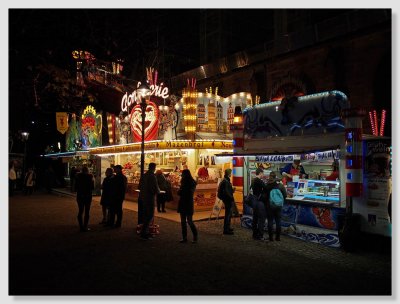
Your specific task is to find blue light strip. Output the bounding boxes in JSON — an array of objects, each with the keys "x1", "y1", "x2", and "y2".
[{"x1": 41, "y1": 151, "x2": 89, "y2": 157}]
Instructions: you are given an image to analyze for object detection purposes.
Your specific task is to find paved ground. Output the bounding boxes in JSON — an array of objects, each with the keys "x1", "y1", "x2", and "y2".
[{"x1": 9, "y1": 191, "x2": 392, "y2": 296}]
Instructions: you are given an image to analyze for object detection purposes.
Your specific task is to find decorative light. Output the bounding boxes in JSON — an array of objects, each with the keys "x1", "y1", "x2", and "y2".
[
  {"x1": 373, "y1": 110, "x2": 378, "y2": 136},
  {"x1": 233, "y1": 106, "x2": 243, "y2": 124},
  {"x1": 379, "y1": 109, "x2": 386, "y2": 136},
  {"x1": 368, "y1": 111, "x2": 376, "y2": 135}
]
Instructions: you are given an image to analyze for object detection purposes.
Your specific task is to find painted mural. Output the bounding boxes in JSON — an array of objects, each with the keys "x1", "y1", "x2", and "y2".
[{"x1": 243, "y1": 91, "x2": 349, "y2": 138}]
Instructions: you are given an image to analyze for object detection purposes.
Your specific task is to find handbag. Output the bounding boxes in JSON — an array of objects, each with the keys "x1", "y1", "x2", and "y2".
[{"x1": 244, "y1": 193, "x2": 259, "y2": 208}]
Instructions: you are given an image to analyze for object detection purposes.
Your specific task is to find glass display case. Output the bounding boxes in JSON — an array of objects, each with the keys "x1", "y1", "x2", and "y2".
[{"x1": 287, "y1": 179, "x2": 340, "y2": 204}]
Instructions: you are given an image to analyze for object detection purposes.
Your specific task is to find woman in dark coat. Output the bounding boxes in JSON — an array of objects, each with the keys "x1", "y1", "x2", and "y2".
[
  {"x1": 177, "y1": 169, "x2": 198, "y2": 243},
  {"x1": 100, "y1": 168, "x2": 114, "y2": 224}
]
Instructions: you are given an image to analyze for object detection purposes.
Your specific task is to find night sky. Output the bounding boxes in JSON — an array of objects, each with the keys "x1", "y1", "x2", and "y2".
[
  {"x1": 7, "y1": 7, "x2": 387, "y2": 159},
  {"x1": 9, "y1": 8, "x2": 278, "y2": 157}
]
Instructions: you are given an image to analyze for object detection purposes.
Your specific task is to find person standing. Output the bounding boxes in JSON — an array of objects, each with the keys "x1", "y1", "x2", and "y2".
[
  {"x1": 265, "y1": 171, "x2": 287, "y2": 241},
  {"x1": 250, "y1": 167, "x2": 267, "y2": 240},
  {"x1": 24, "y1": 168, "x2": 36, "y2": 195},
  {"x1": 75, "y1": 165, "x2": 94, "y2": 232},
  {"x1": 197, "y1": 162, "x2": 210, "y2": 180},
  {"x1": 139, "y1": 162, "x2": 160, "y2": 240},
  {"x1": 9, "y1": 162, "x2": 17, "y2": 197},
  {"x1": 177, "y1": 169, "x2": 198, "y2": 243},
  {"x1": 219, "y1": 168, "x2": 235, "y2": 235},
  {"x1": 108, "y1": 165, "x2": 127, "y2": 228},
  {"x1": 99, "y1": 168, "x2": 114, "y2": 224},
  {"x1": 325, "y1": 160, "x2": 340, "y2": 181},
  {"x1": 156, "y1": 169, "x2": 169, "y2": 213},
  {"x1": 280, "y1": 157, "x2": 307, "y2": 184}
]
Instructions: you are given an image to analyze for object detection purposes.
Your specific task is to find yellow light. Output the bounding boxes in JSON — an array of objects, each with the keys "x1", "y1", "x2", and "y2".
[{"x1": 233, "y1": 117, "x2": 240, "y2": 123}]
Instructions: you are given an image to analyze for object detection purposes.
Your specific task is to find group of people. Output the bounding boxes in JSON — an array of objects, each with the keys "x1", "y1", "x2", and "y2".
[
  {"x1": 138, "y1": 163, "x2": 237, "y2": 242},
  {"x1": 251, "y1": 167, "x2": 287, "y2": 241},
  {"x1": 74, "y1": 161, "x2": 239, "y2": 243},
  {"x1": 75, "y1": 164, "x2": 127, "y2": 232},
  {"x1": 8, "y1": 162, "x2": 36, "y2": 197},
  {"x1": 138, "y1": 162, "x2": 199, "y2": 242}
]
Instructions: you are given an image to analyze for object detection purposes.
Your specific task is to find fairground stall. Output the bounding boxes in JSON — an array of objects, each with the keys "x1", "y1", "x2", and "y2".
[
  {"x1": 42, "y1": 106, "x2": 104, "y2": 194},
  {"x1": 229, "y1": 91, "x2": 391, "y2": 248},
  {"x1": 88, "y1": 74, "x2": 249, "y2": 211}
]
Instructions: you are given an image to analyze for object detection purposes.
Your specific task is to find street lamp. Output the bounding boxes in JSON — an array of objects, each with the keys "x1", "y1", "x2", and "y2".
[
  {"x1": 136, "y1": 80, "x2": 151, "y2": 224},
  {"x1": 21, "y1": 131, "x2": 30, "y2": 180}
]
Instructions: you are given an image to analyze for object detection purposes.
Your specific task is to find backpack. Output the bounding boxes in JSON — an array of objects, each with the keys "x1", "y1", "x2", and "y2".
[
  {"x1": 269, "y1": 187, "x2": 284, "y2": 208},
  {"x1": 217, "y1": 180, "x2": 225, "y2": 200}
]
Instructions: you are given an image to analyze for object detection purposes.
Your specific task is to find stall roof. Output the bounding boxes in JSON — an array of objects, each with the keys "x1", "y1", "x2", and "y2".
[
  {"x1": 237, "y1": 133, "x2": 344, "y2": 155},
  {"x1": 217, "y1": 133, "x2": 391, "y2": 157}
]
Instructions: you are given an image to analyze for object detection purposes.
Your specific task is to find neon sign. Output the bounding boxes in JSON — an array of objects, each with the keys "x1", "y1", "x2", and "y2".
[{"x1": 121, "y1": 82, "x2": 170, "y2": 112}]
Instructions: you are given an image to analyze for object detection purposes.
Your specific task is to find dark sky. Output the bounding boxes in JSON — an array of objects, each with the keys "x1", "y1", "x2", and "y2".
[
  {"x1": 8, "y1": 8, "x2": 354, "y2": 156},
  {"x1": 8, "y1": 8, "x2": 276, "y2": 155}
]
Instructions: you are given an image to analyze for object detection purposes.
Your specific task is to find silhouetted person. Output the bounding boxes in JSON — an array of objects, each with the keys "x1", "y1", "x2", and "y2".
[
  {"x1": 177, "y1": 169, "x2": 198, "y2": 243},
  {"x1": 219, "y1": 168, "x2": 235, "y2": 235},
  {"x1": 251, "y1": 167, "x2": 267, "y2": 240},
  {"x1": 139, "y1": 162, "x2": 160, "y2": 240},
  {"x1": 100, "y1": 168, "x2": 114, "y2": 224},
  {"x1": 24, "y1": 168, "x2": 36, "y2": 195},
  {"x1": 75, "y1": 165, "x2": 94, "y2": 232},
  {"x1": 156, "y1": 169, "x2": 169, "y2": 213},
  {"x1": 108, "y1": 165, "x2": 127, "y2": 228}
]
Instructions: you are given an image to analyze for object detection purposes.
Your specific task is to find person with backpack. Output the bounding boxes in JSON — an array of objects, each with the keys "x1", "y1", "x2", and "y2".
[
  {"x1": 217, "y1": 168, "x2": 235, "y2": 235},
  {"x1": 265, "y1": 171, "x2": 287, "y2": 241}
]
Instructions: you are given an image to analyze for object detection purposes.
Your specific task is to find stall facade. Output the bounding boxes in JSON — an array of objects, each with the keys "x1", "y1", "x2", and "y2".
[
  {"x1": 88, "y1": 77, "x2": 251, "y2": 212},
  {"x1": 231, "y1": 91, "x2": 391, "y2": 247}
]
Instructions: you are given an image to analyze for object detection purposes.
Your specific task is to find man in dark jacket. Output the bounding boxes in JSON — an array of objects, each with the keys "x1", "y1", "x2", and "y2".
[
  {"x1": 139, "y1": 162, "x2": 161, "y2": 240},
  {"x1": 75, "y1": 165, "x2": 94, "y2": 232},
  {"x1": 219, "y1": 168, "x2": 235, "y2": 235},
  {"x1": 108, "y1": 165, "x2": 127, "y2": 228},
  {"x1": 250, "y1": 167, "x2": 267, "y2": 240}
]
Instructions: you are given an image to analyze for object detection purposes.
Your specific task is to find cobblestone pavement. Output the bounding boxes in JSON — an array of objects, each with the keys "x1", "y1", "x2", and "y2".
[{"x1": 9, "y1": 192, "x2": 392, "y2": 296}]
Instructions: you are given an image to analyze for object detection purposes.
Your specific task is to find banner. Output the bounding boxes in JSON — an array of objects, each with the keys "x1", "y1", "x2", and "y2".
[{"x1": 56, "y1": 112, "x2": 69, "y2": 134}]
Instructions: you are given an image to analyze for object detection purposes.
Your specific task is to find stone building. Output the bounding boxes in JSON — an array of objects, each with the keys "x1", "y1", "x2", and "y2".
[{"x1": 171, "y1": 9, "x2": 391, "y2": 136}]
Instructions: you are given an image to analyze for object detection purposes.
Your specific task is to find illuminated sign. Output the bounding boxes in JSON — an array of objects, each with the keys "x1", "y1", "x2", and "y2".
[
  {"x1": 130, "y1": 101, "x2": 160, "y2": 142},
  {"x1": 89, "y1": 140, "x2": 233, "y2": 155},
  {"x1": 121, "y1": 82, "x2": 170, "y2": 112}
]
